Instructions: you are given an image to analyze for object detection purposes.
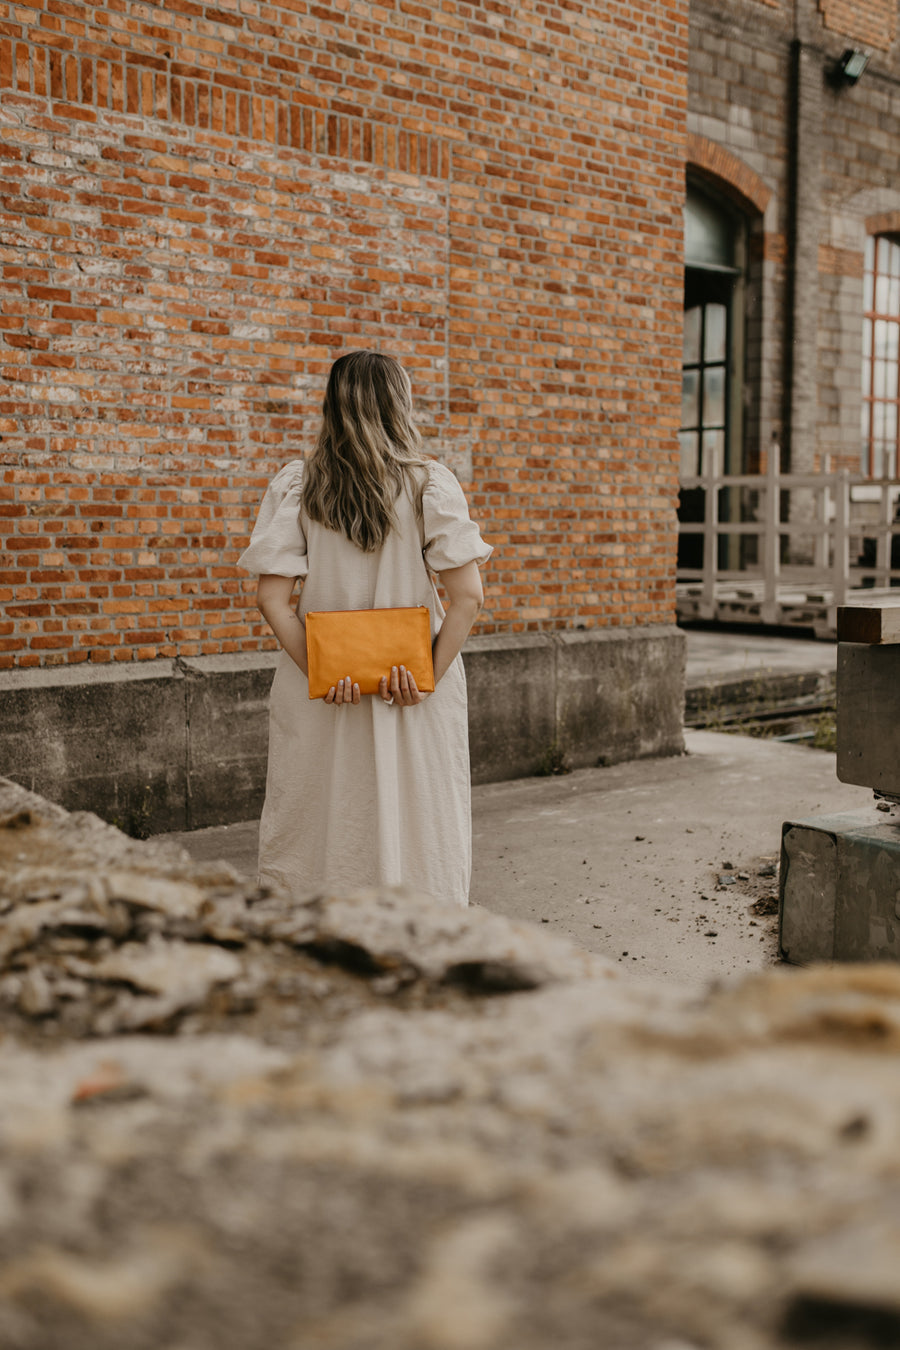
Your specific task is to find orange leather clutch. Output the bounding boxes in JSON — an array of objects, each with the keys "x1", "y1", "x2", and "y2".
[{"x1": 305, "y1": 606, "x2": 435, "y2": 700}]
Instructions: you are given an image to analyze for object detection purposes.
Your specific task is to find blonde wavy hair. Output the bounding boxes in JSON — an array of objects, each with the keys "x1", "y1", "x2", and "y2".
[{"x1": 302, "y1": 350, "x2": 429, "y2": 552}]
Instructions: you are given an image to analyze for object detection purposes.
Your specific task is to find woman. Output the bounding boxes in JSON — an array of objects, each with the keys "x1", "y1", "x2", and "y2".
[{"x1": 238, "y1": 351, "x2": 492, "y2": 908}]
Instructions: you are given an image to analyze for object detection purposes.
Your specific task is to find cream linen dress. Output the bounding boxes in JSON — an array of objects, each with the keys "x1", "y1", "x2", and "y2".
[{"x1": 238, "y1": 459, "x2": 492, "y2": 909}]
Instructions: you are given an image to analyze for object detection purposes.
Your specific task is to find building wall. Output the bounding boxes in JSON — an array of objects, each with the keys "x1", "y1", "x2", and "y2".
[
  {"x1": 689, "y1": 0, "x2": 900, "y2": 479},
  {"x1": 0, "y1": 0, "x2": 688, "y2": 671}
]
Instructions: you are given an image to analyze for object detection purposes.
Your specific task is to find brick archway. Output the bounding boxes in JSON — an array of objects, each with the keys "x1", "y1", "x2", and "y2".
[
  {"x1": 687, "y1": 134, "x2": 772, "y2": 218},
  {"x1": 867, "y1": 210, "x2": 900, "y2": 236}
]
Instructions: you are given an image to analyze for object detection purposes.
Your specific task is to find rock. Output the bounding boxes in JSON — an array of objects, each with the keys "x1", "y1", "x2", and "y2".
[
  {"x1": 90, "y1": 938, "x2": 241, "y2": 999},
  {"x1": 292, "y1": 887, "x2": 616, "y2": 990},
  {"x1": 102, "y1": 870, "x2": 207, "y2": 919},
  {"x1": 18, "y1": 968, "x2": 54, "y2": 1017},
  {"x1": 0, "y1": 1225, "x2": 207, "y2": 1320},
  {"x1": 4, "y1": 777, "x2": 900, "y2": 1350},
  {"x1": 90, "y1": 940, "x2": 242, "y2": 1033}
]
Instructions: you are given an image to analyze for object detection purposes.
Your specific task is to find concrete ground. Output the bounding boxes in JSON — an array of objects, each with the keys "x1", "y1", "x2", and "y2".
[
  {"x1": 684, "y1": 626, "x2": 837, "y2": 683},
  {"x1": 160, "y1": 730, "x2": 873, "y2": 987},
  {"x1": 156, "y1": 629, "x2": 872, "y2": 988}
]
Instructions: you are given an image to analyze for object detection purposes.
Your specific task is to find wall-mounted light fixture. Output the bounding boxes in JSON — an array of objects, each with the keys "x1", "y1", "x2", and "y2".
[{"x1": 833, "y1": 49, "x2": 870, "y2": 87}]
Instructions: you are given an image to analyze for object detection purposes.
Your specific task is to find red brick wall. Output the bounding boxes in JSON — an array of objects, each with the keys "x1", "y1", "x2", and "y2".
[{"x1": 0, "y1": 1, "x2": 688, "y2": 669}]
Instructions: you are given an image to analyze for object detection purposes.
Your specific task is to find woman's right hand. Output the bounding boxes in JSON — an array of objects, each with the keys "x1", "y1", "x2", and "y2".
[{"x1": 379, "y1": 665, "x2": 429, "y2": 707}]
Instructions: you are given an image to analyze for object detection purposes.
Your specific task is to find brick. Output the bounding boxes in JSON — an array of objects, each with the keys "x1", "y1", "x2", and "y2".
[{"x1": 0, "y1": 0, "x2": 689, "y2": 668}]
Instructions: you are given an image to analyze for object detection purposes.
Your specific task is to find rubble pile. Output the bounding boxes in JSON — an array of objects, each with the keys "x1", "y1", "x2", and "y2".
[
  {"x1": 1, "y1": 777, "x2": 900, "y2": 1350},
  {"x1": 0, "y1": 779, "x2": 603, "y2": 1042}
]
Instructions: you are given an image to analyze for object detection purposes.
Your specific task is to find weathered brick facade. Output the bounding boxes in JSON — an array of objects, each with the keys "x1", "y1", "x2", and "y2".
[
  {"x1": 0, "y1": 1, "x2": 688, "y2": 671},
  {"x1": 689, "y1": 0, "x2": 900, "y2": 479}
]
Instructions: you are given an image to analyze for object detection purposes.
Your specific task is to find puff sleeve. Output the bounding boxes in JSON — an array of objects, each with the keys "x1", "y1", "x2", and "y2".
[
  {"x1": 237, "y1": 461, "x2": 308, "y2": 578},
  {"x1": 421, "y1": 461, "x2": 492, "y2": 573}
]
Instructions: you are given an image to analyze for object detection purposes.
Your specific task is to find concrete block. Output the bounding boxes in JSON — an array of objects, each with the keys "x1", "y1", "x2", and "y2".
[
  {"x1": 0, "y1": 662, "x2": 188, "y2": 836},
  {"x1": 183, "y1": 654, "x2": 278, "y2": 829},
  {"x1": 465, "y1": 626, "x2": 685, "y2": 783},
  {"x1": 555, "y1": 626, "x2": 686, "y2": 770},
  {"x1": 836, "y1": 644, "x2": 900, "y2": 795},
  {"x1": 463, "y1": 634, "x2": 557, "y2": 784},
  {"x1": 780, "y1": 812, "x2": 900, "y2": 964}
]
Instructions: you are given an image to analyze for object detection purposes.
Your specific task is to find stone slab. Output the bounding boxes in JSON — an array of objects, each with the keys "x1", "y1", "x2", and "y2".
[
  {"x1": 780, "y1": 812, "x2": 900, "y2": 964},
  {"x1": 837, "y1": 602, "x2": 900, "y2": 645},
  {"x1": 836, "y1": 643, "x2": 900, "y2": 795}
]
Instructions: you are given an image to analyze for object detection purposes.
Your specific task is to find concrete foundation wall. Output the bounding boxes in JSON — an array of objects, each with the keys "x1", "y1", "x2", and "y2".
[{"x1": 0, "y1": 628, "x2": 685, "y2": 835}]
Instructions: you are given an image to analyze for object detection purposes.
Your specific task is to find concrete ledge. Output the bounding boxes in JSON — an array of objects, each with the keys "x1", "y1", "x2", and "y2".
[
  {"x1": 780, "y1": 811, "x2": 900, "y2": 963},
  {"x1": 684, "y1": 669, "x2": 835, "y2": 728},
  {"x1": 0, "y1": 627, "x2": 685, "y2": 832},
  {"x1": 0, "y1": 654, "x2": 279, "y2": 836}
]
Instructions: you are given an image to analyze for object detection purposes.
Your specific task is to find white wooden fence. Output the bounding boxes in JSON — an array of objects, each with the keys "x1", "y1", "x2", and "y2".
[{"x1": 677, "y1": 449, "x2": 900, "y2": 633}]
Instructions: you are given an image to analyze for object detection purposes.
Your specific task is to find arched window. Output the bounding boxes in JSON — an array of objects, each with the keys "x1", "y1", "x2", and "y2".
[
  {"x1": 862, "y1": 235, "x2": 900, "y2": 479},
  {"x1": 679, "y1": 182, "x2": 746, "y2": 570},
  {"x1": 680, "y1": 185, "x2": 742, "y2": 479}
]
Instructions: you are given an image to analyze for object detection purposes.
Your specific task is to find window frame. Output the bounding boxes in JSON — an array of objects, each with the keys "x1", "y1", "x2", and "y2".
[{"x1": 862, "y1": 233, "x2": 900, "y2": 481}]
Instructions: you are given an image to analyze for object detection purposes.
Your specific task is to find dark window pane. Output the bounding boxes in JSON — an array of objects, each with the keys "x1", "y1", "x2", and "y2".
[
  {"x1": 683, "y1": 306, "x2": 701, "y2": 364},
  {"x1": 681, "y1": 369, "x2": 700, "y2": 429},
  {"x1": 704, "y1": 303, "x2": 727, "y2": 363},
  {"x1": 703, "y1": 364, "x2": 726, "y2": 426},
  {"x1": 679, "y1": 430, "x2": 699, "y2": 476},
  {"x1": 684, "y1": 187, "x2": 735, "y2": 268},
  {"x1": 703, "y1": 428, "x2": 724, "y2": 475}
]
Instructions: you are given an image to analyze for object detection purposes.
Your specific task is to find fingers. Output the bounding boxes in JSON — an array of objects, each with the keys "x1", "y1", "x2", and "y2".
[
  {"x1": 328, "y1": 671, "x2": 423, "y2": 708},
  {"x1": 390, "y1": 665, "x2": 422, "y2": 706},
  {"x1": 329, "y1": 676, "x2": 360, "y2": 706}
]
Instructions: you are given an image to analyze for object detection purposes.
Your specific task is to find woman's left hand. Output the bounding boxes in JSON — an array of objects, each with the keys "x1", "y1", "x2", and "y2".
[
  {"x1": 325, "y1": 676, "x2": 361, "y2": 706},
  {"x1": 379, "y1": 665, "x2": 430, "y2": 707}
]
